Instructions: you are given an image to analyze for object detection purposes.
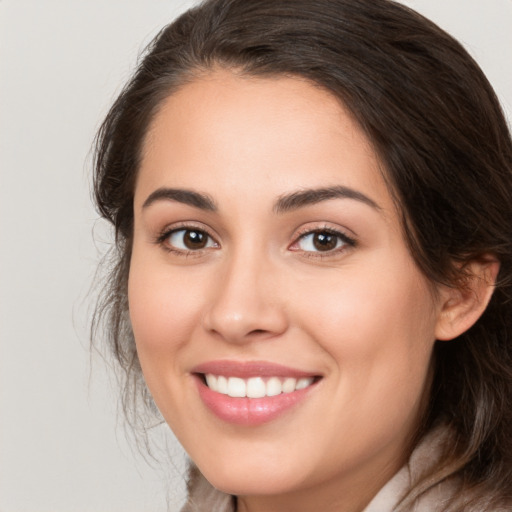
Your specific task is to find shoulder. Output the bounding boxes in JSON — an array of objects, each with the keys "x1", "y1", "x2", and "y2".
[{"x1": 396, "y1": 425, "x2": 512, "y2": 512}]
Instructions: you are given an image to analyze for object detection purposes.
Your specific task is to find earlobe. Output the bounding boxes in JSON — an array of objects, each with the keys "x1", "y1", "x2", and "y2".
[{"x1": 435, "y1": 258, "x2": 500, "y2": 341}]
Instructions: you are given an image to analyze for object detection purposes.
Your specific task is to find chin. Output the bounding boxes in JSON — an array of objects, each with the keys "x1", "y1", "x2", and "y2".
[{"x1": 196, "y1": 455, "x2": 307, "y2": 497}]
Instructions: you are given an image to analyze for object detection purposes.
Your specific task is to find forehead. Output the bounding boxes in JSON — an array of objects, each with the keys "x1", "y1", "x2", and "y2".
[{"x1": 136, "y1": 69, "x2": 394, "y2": 215}]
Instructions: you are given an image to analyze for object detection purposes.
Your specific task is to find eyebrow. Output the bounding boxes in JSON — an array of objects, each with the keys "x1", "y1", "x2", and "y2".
[
  {"x1": 142, "y1": 187, "x2": 217, "y2": 211},
  {"x1": 273, "y1": 186, "x2": 380, "y2": 213},
  {"x1": 141, "y1": 185, "x2": 380, "y2": 214}
]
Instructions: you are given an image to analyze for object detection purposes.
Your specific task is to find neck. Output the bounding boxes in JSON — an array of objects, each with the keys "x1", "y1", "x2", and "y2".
[{"x1": 235, "y1": 444, "x2": 407, "y2": 512}]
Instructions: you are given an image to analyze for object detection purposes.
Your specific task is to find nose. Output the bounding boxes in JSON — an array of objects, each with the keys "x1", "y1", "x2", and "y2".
[{"x1": 202, "y1": 251, "x2": 288, "y2": 344}]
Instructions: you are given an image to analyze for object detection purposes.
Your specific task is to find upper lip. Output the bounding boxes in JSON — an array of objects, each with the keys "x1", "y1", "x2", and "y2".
[{"x1": 191, "y1": 360, "x2": 320, "y2": 379}]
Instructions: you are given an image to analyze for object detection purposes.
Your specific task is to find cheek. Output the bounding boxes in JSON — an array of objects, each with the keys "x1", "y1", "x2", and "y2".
[
  {"x1": 126, "y1": 253, "x2": 212, "y2": 429},
  {"x1": 127, "y1": 254, "x2": 204, "y2": 366},
  {"x1": 296, "y1": 257, "x2": 437, "y2": 416},
  {"x1": 301, "y1": 257, "x2": 435, "y2": 345}
]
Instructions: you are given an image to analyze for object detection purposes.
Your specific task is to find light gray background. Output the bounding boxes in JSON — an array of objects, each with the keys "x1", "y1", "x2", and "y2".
[{"x1": 1, "y1": 1, "x2": 511, "y2": 511}]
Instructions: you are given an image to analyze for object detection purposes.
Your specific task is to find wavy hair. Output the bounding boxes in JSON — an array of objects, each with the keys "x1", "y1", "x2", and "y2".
[{"x1": 92, "y1": 0, "x2": 512, "y2": 507}]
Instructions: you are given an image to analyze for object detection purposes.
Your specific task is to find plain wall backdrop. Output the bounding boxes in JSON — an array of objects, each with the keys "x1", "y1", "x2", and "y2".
[{"x1": 0, "y1": 1, "x2": 511, "y2": 511}]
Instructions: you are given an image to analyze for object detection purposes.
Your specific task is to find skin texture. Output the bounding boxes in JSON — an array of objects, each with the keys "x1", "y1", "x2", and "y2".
[{"x1": 128, "y1": 70, "x2": 497, "y2": 512}]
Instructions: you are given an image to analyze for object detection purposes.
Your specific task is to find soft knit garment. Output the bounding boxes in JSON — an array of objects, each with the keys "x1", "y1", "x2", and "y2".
[{"x1": 180, "y1": 425, "x2": 506, "y2": 512}]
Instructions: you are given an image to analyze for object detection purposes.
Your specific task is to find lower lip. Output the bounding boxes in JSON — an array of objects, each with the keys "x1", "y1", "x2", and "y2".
[{"x1": 195, "y1": 376, "x2": 318, "y2": 426}]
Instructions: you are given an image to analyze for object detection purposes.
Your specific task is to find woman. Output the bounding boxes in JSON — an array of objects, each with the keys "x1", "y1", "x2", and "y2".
[{"x1": 92, "y1": 0, "x2": 512, "y2": 510}]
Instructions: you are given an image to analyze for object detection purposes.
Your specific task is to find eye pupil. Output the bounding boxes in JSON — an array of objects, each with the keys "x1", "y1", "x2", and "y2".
[
  {"x1": 184, "y1": 230, "x2": 207, "y2": 249},
  {"x1": 313, "y1": 232, "x2": 337, "y2": 251}
]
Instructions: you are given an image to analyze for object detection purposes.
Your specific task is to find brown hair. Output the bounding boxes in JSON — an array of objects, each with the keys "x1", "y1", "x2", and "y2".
[{"x1": 92, "y1": 0, "x2": 512, "y2": 507}]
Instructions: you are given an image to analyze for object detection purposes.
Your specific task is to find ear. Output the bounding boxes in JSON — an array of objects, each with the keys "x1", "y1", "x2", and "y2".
[{"x1": 435, "y1": 257, "x2": 500, "y2": 341}]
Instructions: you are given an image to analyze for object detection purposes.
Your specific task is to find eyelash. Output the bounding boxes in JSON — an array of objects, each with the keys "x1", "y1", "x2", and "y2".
[
  {"x1": 290, "y1": 226, "x2": 356, "y2": 258},
  {"x1": 155, "y1": 223, "x2": 218, "y2": 257},
  {"x1": 155, "y1": 224, "x2": 356, "y2": 258}
]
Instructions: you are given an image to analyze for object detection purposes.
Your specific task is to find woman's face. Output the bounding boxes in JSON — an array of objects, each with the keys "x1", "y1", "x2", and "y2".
[{"x1": 129, "y1": 70, "x2": 444, "y2": 509}]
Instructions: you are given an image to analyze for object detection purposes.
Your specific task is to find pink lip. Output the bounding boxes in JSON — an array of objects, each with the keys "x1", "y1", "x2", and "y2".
[
  {"x1": 192, "y1": 360, "x2": 317, "y2": 379},
  {"x1": 191, "y1": 360, "x2": 321, "y2": 426}
]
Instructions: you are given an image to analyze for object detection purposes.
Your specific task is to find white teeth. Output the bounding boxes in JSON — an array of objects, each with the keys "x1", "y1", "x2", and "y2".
[
  {"x1": 296, "y1": 377, "x2": 314, "y2": 390},
  {"x1": 205, "y1": 374, "x2": 217, "y2": 390},
  {"x1": 227, "y1": 377, "x2": 246, "y2": 397},
  {"x1": 204, "y1": 374, "x2": 315, "y2": 397},
  {"x1": 246, "y1": 377, "x2": 266, "y2": 398},
  {"x1": 217, "y1": 375, "x2": 228, "y2": 394},
  {"x1": 282, "y1": 377, "x2": 296, "y2": 393},
  {"x1": 266, "y1": 377, "x2": 282, "y2": 396}
]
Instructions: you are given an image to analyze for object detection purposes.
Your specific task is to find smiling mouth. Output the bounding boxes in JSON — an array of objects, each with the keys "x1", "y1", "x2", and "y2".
[
  {"x1": 201, "y1": 374, "x2": 317, "y2": 398},
  {"x1": 193, "y1": 363, "x2": 322, "y2": 425}
]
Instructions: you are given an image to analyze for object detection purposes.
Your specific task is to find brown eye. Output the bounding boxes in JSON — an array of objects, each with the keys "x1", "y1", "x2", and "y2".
[
  {"x1": 312, "y1": 231, "x2": 338, "y2": 251},
  {"x1": 167, "y1": 229, "x2": 216, "y2": 251},
  {"x1": 295, "y1": 229, "x2": 354, "y2": 254},
  {"x1": 183, "y1": 230, "x2": 207, "y2": 249}
]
